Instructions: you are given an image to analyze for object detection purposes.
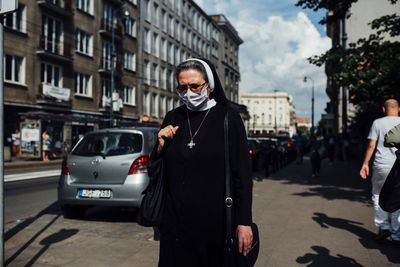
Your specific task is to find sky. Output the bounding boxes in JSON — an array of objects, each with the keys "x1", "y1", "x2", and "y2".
[{"x1": 194, "y1": 0, "x2": 331, "y2": 121}]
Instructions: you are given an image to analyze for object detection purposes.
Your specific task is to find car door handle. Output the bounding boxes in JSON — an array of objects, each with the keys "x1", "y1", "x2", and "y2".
[{"x1": 91, "y1": 158, "x2": 100, "y2": 165}]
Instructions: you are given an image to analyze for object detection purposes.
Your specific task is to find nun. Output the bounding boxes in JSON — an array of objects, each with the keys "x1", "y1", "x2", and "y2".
[{"x1": 153, "y1": 58, "x2": 253, "y2": 267}]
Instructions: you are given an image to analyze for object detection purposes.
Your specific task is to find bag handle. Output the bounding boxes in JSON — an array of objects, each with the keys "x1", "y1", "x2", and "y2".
[{"x1": 224, "y1": 111, "x2": 234, "y2": 247}]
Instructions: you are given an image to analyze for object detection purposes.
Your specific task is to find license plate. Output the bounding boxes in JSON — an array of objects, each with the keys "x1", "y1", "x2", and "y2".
[{"x1": 79, "y1": 189, "x2": 111, "y2": 199}]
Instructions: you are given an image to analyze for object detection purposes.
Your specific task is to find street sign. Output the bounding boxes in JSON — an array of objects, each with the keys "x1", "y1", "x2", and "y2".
[{"x1": 0, "y1": 0, "x2": 18, "y2": 15}]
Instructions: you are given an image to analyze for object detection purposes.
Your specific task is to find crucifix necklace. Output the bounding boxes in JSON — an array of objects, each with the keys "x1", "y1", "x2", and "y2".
[{"x1": 186, "y1": 108, "x2": 211, "y2": 149}]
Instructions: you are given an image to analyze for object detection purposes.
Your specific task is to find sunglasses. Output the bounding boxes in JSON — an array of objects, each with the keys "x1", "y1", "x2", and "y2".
[{"x1": 176, "y1": 81, "x2": 207, "y2": 93}]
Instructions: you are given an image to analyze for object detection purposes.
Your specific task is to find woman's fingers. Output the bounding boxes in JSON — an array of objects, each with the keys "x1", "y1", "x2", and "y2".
[{"x1": 236, "y1": 225, "x2": 253, "y2": 256}]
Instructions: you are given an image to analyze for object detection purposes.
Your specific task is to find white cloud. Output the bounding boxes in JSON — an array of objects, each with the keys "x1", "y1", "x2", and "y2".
[{"x1": 194, "y1": 0, "x2": 332, "y2": 120}]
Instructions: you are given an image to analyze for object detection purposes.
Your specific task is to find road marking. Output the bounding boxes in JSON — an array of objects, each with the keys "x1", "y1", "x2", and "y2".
[{"x1": 5, "y1": 170, "x2": 61, "y2": 182}]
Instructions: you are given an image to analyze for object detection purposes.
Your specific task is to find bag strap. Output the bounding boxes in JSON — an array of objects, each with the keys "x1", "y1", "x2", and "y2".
[{"x1": 224, "y1": 111, "x2": 234, "y2": 247}]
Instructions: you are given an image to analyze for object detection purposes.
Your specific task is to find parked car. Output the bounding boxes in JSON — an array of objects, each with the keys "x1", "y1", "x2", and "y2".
[
  {"x1": 274, "y1": 134, "x2": 296, "y2": 162},
  {"x1": 248, "y1": 138, "x2": 263, "y2": 171},
  {"x1": 58, "y1": 127, "x2": 159, "y2": 218}
]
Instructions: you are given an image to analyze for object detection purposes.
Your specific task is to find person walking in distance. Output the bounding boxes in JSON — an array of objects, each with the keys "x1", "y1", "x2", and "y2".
[
  {"x1": 12, "y1": 129, "x2": 21, "y2": 159},
  {"x1": 360, "y1": 99, "x2": 400, "y2": 243}
]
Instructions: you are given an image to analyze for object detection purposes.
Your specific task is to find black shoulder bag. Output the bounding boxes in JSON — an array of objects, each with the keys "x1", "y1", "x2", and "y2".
[
  {"x1": 379, "y1": 150, "x2": 400, "y2": 213},
  {"x1": 223, "y1": 111, "x2": 260, "y2": 267}
]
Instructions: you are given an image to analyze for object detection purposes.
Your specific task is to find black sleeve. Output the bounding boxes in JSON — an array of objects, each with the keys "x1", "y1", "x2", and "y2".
[
  {"x1": 228, "y1": 109, "x2": 253, "y2": 225},
  {"x1": 150, "y1": 109, "x2": 177, "y2": 162}
]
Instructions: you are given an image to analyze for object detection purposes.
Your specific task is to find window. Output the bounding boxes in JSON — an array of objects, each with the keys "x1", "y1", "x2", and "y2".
[
  {"x1": 144, "y1": 28, "x2": 150, "y2": 53},
  {"x1": 3, "y1": 5, "x2": 26, "y2": 32},
  {"x1": 182, "y1": 26, "x2": 186, "y2": 45},
  {"x1": 125, "y1": 18, "x2": 136, "y2": 37},
  {"x1": 169, "y1": 70, "x2": 175, "y2": 91},
  {"x1": 152, "y1": 93, "x2": 159, "y2": 117},
  {"x1": 161, "y1": 9, "x2": 167, "y2": 32},
  {"x1": 167, "y1": 69, "x2": 173, "y2": 91},
  {"x1": 143, "y1": 91, "x2": 150, "y2": 115},
  {"x1": 153, "y1": 3, "x2": 159, "y2": 26},
  {"x1": 124, "y1": 86, "x2": 136, "y2": 106},
  {"x1": 168, "y1": 16, "x2": 174, "y2": 37},
  {"x1": 193, "y1": 11, "x2": 197, "y2": 30},
  {"x1": 175, "y1": 47, "x2": 180, "y2": 64},
  {"x1": 75, "y1": 73, "x2": 91, "y2": 96},
  {"x1": 160, "y1": 95, "x2": 166, "y2": 117},
  {"x1": 168, "y1": 42, "x2": 173, "y2": 64},
  {"x1": 124, "y1": 51, "x2": 136, "y2": 71},
  {"x1": 152, "y1": 63, "x2": 159, "y2": 87},
  {"x1": 41, "y1": 63, "x2": 62, "y2": 87},
  {"x1": 103, "y1": 4, "x2": 115, "y2": 31},
  {"x1": 161, "y1": 38, "x2": 167, "y2": 61},
  {"x1": 102, "y1": 79, "x2": 111, "y2": 97},
  {"x1": 168, "y1": 97, "x2": 173, "y2": 112},
  {"x1": 188, "y1": 30, "x2": 191, "y2": 48},
  {"x1": 175, "y1": 21, "x2": 180, "y2": 41},
  {"x1": 76, "y1": 0, "x2": 92, "y2": 14},
  {"x1": 192, "y1": 33, "x2": 196, "y2": 50},
  {"x1": 76, "y1": 29, "x2": 92, "y2": 55},
  {"x1": 161, "y1": 67, "x2": 167, "y2": 89},
  {"x1": 42, "y1": 15, "x2": 63, "y2": 54},
  {"x1": 144, "y1": 0, "x2": 150, "y2": 21},
  {"x1": 102, "y1": 41, "x2": 112, "y2": 70},
  {"x1": 4, "y1": 54, "x2": 24, "y2": 83},
  {"x1": 144, "y1": 60, "x2": 150, "y2": 84},
  {"x1": 152, "y1": 33, "x2": 159, "y2": 57}
]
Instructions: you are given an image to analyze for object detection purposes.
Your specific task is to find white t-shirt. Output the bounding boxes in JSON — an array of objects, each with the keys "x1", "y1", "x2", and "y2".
[{"x1": 368, "y1": 116, "x2": 400, "y2": 168}]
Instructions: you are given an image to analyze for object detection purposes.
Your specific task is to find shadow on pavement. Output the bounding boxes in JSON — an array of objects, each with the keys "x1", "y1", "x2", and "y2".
[
  {"x1": 312, "y1": 212, "x2": 400, "y2": 264},
  {"x1": 296, "y1": 246, "x2": 363, "y2": 266},
  {"x1": 77, "y1": 206, "x2": 139, "y2": 223},
  {"x1": 5, "y1": 201, "x2": 59, "y2": 242},
  {"x1": 266, "y1": 158, "x2": 371, "y2": 204},
  {"x1": 25, "y1": 228, "x2": 79, "y2": 267}
]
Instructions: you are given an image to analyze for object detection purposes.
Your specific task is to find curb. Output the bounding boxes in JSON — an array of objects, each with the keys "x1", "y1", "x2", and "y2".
[{"x1": 4, "y1": 159, "x2": 63, "y2": 170}]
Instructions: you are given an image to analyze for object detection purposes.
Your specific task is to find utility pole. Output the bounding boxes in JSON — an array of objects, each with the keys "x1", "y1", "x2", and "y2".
[
  {"x1": 303, "y1": 76, "x2": 314, "y2": 134},
  {"x1": 274, "y1": 90, "x2": 278, "y2": 133},
  {"x1": 110, "y1": 13, "x2": 115, "y2": 127},
  {"x1": 137, "y1": 0, "x2": 144, "y2": 122},
  {"x1": 341, "y1": 15, "x2": 348, "y2": 136}
]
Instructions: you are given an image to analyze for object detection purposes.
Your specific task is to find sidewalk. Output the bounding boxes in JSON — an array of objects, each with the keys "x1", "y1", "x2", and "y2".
[{"x1": 4, "y1": 155, "x2": 400, "y2": 266}]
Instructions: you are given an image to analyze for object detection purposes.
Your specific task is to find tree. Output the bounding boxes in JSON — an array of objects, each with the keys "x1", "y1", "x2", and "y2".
[{"x1": 296, "y1": 0, "x2": 400, "y2": 135}]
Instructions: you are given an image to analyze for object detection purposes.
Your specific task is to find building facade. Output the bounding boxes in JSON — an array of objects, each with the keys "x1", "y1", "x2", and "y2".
[
  {"x1": 3, "y1": 0, "x2": 242, "y2": 157},
  {"x1": 323, "y1": 0, "x2": 400, "y2": 134},
  {"x1": 239, "y1": 92, "x2": 296, "y2": 136}
]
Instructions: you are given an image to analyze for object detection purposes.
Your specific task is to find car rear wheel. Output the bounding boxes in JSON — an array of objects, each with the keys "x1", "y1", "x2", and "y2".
[{"x1": 60, "y1": 204, "x2": 87, "y2": 219}]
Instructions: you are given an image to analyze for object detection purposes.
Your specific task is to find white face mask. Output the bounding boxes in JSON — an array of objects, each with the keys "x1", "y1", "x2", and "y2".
[{"x1": 179, "y1": 87, "x2": 209, "y2": 110}]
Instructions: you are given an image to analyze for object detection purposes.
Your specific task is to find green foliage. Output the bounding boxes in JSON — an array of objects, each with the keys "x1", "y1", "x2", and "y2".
[{"x1": 295, "y1": 0, "x2": 358, "y2": 24}]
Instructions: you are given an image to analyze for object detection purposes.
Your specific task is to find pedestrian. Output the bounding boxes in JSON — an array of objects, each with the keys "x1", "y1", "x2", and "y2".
[
  {"x1": 326, "y1": 130, "x2": 335, "y2": 165},
  {"x1": 359, "y1": 99, "x2": 400, "y2": 243},
  {"x1": 153, "y1": 58, "x2": 253, "y2": 266},
  {"x1": 42, "y1": 129, "x2": 51, "y2": 161},
  {"x1": 11, "y1": 129, "x2": 20, "y2": 159},
  {"x1": 295, "y1": 131, "x2": 306, "y2": 164},
  {"x1": 309, "y1": 134, "x2": 321, "y2": 178}
]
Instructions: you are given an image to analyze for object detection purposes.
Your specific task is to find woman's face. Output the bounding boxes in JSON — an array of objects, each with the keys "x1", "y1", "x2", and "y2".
[{"x1": 178, "y1": 69, "x2": 210, "y2": 96}]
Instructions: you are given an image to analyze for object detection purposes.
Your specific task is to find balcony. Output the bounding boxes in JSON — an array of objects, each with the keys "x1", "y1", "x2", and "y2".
[
  {"x1": 99, "y1": 19, "x2": 123, "y2": 40},
  {"x1": 37, "y1": 83, "x2": 72, "y2": 108},
  {"x1": 98, "y1": 58, "x2": 123, "y2": 75},
  {"x1": 36, "y1": 36, "x2": 73, "y2": 62},
  {"x1": 37, "y1": 0, "x2": 73, "y2": 17}
]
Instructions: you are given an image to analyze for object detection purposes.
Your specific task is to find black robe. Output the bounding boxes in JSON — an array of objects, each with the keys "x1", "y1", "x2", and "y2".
[{"x1": 153, "y1": 103, "x2": 252, "y2": 266}]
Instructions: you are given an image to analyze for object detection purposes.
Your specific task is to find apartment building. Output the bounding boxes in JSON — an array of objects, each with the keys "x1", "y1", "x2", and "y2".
[
  {"x1": 239, "y1": 92, "x2": 296, "y2": 136},
  {"x1": 3, "y1": 0, "x2": 242, "y2": 158}
]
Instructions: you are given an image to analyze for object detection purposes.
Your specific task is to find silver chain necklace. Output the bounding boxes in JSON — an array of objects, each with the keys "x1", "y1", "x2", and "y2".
[{"x1": 186, "y1": 108, "x2": 211, "y2": 149}]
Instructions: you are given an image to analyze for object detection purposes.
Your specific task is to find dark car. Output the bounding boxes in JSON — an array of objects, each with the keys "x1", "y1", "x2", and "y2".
[
  {"x1": 248, "y1": 138, "x2": 263, "y2": 172},
  {"x1": 274, "y1": 134, "x2": 296, "y2": 162}
]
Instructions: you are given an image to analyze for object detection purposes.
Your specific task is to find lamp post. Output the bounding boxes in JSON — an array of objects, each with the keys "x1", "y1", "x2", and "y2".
[
  {"x1": 110, "y1": 6, "x2": 130, "y2": 127},
  {"x1": 303, "y1": 76, "x2": 314, "y2": 134}
]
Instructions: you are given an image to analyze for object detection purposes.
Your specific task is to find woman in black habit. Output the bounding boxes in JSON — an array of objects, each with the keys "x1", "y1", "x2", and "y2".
[{"x1": 153, "y1": 58, "x2": 253, "y2": 267}]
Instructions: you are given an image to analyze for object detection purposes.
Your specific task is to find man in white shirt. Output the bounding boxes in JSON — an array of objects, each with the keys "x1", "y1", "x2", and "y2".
[{"x1": 360, "y1": 99, "x2": 400, "y2": 243}]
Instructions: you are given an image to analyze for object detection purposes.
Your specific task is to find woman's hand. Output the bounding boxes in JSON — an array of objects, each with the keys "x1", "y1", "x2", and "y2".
[
  {"x1": 157, "y1": 125, "x2": 179, "y2": 155},
  {"x1": 236, "y1": 225, "x2": 253, "y2": 256}
]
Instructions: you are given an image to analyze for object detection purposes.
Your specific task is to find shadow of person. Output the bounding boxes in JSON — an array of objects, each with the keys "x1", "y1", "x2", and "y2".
[
  {"x1": 25, "y1": 228, "x2": 79, "y2": 267},
  {"x1": 312, "y1": 212, "x2": 400, "y2": 264},
  {"x1": 296, "y1": 246, "x2": 363, "y2": 266}
]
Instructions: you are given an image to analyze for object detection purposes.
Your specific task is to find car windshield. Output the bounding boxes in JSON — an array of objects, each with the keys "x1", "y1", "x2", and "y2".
[{"x1": 72, "y1": 132, "x2": 143, "y2": 157}]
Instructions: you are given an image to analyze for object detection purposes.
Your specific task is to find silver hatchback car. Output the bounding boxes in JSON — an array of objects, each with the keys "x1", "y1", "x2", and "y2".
[{"x1": 58, "y1": 127, "x2": 159, "y2": 218}]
